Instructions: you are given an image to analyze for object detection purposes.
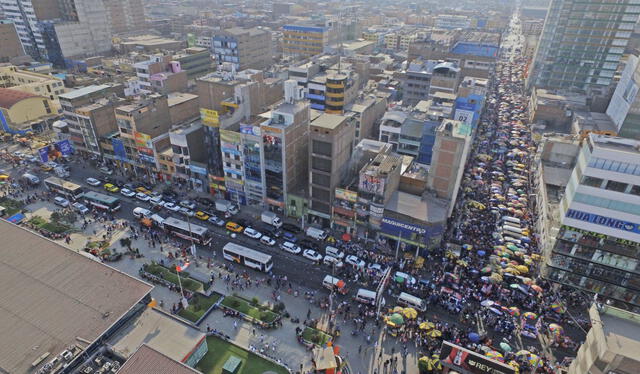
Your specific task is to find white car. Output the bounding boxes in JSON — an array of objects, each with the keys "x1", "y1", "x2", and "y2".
[
  {"x1": 150, "y1": 196, "x2": 165, "y2": 207},
  {"x1": 180, "y1": 200, "x2": 196, "y2": 210},
  {"x1": 179, "y1": 207, "x2": 195, "y2": 217},
  {"x1": 280, "y1": 241, "x2": 301, "y2": 254},
  {"x1": 260, "y1": 235, "x2": 276, "y2": 246},
  {"x1": 303, "y1": 249, "x2": 322, "y2": 262},
  {"x1": 120, "y1": 188, "x2": 135, "y2": 197},
  {"x1": 135, "y1": 192, "x2": 150, "y2": 202},
  {"x1": 72, "y1": 202, "x2": 89, "y2": 214},
  {"x1": 345, "y1": 255, "x2": 366, "y2": 269},
  {"x1": 208, "y1": 215, "x2": 225, "y2": 226},
  {"x1": 394, "y1": 271, "x2": 417, "y2": 285},
  {"x1": 243, "y1": 227, "x2": 262, "y2": 239},
  {"x1": 164, "y1": 202, "x2": 180, "y2": 212},
  {"x1": 368, "y1": 263, "x2": 386, "y2": 274},
  {"x1": 98, "y1": 166, "x2": 113, "y2": 175},
  {"x1": 54, "y1": 196, "x2": 70, "y2": 207},
  {"x1": 85, "y1": 177, "x2": 101, "y2": 186}
]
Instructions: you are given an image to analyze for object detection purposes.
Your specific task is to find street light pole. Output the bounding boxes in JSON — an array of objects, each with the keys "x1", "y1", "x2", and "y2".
[{"x1": 186, "y1": 214, "x2": 198, "y2": 267}]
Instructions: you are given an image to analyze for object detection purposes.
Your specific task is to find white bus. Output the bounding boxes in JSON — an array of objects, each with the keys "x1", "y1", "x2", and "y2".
[
  {"x1": 82, "y1": 191, "x2": 121, "y2": 212},
  {"x1": 44, "y1": 176, "x2": 84, "y2": 200},
  {"x1": 163, "y1": 217, "x2": 211, "y2": 245},
  {"x1": 222, "y1": 242, "x2": 273, "y2": 273}
]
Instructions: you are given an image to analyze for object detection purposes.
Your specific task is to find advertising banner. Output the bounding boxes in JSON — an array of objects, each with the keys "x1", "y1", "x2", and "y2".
[
  {"x1": 335, "y1": 188, "x2": 358, "y2": 202},
  {"x1": 359, "y1": 174, "x2": 385, "y2": 195},
  {"x1": 55, "y1": 140, "x2": 74, "y2": 156},
  {"x1": 200, "y1": 108, "x2": 219, "y2": 127},
  {"x1": 111, "y1": 138, "x2": 128, "y2": 161},
  {"x1": 38, "y1": 140, "x2": 73, "y2": 163},
  {"x1": 566, "y1": 209, "x2": 640, "y2": 235},
  {"x1": 440, "y1": 341, "x2": 517, "y2": 374},
  {"x1": 134, "y1": 131, "x2": 153, "y2": 155}
]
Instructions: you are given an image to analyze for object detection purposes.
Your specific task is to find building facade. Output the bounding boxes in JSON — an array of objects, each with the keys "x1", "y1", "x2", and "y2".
[
  {"x1": 282, "y1": 24, "x2": 327, "y2": 57},
  {"x1": 0, "y1": 20, "x2": 24, "y2": 62},
  {"x1": 606, "y1": 54, "x2": 640, "y2": 140},
  {"x1": 212, "y1": 27, "x2": 272, "y2": 71}
]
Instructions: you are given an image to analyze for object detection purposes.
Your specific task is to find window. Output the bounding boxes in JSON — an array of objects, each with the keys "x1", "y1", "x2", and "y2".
[
  {"x1": 312, "y1": 140, "x2": 332, "y2": 156},
  {"x1": 312, "y1": 172, "x2": 330, "y2": 187},
  {"x1": 312, "y1": 157, "x2": 332, "y2": 173},
  {"x1": 581, "y1": 176, "x2": 604, "y2": 188},
  {"x1": 630, "y1": 185, "x2": 640, "y2": 197},
  {"x1": 605, "y1": 180, "x2": 627, "y2": 193}
]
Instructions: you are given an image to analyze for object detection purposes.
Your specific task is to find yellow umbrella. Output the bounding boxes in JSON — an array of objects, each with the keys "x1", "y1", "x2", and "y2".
[
  {"x1": 504, "y1": 267, "x2": 520, "y2": 275},
  {"x1": 392, "y1": 306, "x2": 404, "y2": 313},
  {"x1": 403, "y1": 308, "x2": 418, "y2": 319},
  {"x1": 386, "y1": 320, "x2": 399, "y2": 328},
  {"x1": 419, "y1": 321, "x2": 435, "y2": 330},
  {"x1": 516, "y1": 265, "x2": 529, "y2": 273},
  {"x1": 426, "y1": 329, "x2": 442, "y2": 338},
  {"x1": 531, "y1": 254, "x2": 541, "y2": 260},
  {"x1": 490, "y1": 273, "x2": 503, "y2": 283},
  {"x1": 457, "y1": 259, "x2": 469, "y2": 267}
]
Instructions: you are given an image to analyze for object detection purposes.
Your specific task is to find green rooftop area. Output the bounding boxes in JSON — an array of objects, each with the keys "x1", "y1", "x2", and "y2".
[{"x1": 196, "y1": 336, "x2": 289, "y2": 374}]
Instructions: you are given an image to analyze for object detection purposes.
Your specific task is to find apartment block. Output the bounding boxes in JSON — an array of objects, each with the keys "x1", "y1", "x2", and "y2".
[
  {"x1": 0, "y1": 65, "x2": 65, "y2": 109},
  {"x1": 134, "y1": 55, "x2": 188, "y2": 95},
  {"x1": 170, "y1": 122, "x2": 208, "y2": 192},
  {"x1": 0, "y1": 20, "x2": 24, "y2": 62},
  {"x1": 282, "y1": 24, "x2": 328, "y2": 57},
  {"x1": 212, "y1": 27, "x2": 272, "y2": 70},
  {"x1": 173, "y1": 47, "x2": 213, "y2": 79},
  {"x1": 103, "y1": 0, "x2": 145, "y2": 35}
]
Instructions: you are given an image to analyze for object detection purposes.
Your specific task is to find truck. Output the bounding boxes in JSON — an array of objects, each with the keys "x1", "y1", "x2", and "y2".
[
  {"x1": 305, "y1": 226, "x2": 328, "y2": 241},
  {"x1": 215, "y1": 199, "x2": 239, "y2": 216},
  {"x1": 261, "y1": 211, "x2": 283, "y2": 228},
  {"x1": 54, "y1": 166, "x2": 69, "y2": 178}
]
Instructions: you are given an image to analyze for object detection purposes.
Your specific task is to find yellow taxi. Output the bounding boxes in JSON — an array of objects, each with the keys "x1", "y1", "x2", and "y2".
[
  {"x1": 40, "y1": 164, "x2": 53, "y2": 171},
  {"x1": 195, "y1": 211, "x2": 210, "y2": 221},
  {"x1": 104, "y1": 183, "x2": 120, "y2": 193},
  {"x1": 225, "y1": 221, "x2": 244, "y2": 233},
  {"x1": 136, "y1": 186, "x2": 151, "y2": 195},
  {"x1": 0, "y1": 174, "x2": 9, "y2": 181}
]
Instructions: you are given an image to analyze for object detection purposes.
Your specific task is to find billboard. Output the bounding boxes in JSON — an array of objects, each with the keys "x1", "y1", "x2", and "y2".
[
  {"x1": 38, "y1": 140, "x2": 74, "y2": 163},
  {"x1": 335, "y1": 188, "x2": 357, "y2": 202},
  {"x1": 111, "y1": 138, "x2": 128, "y2": 161},
  {"x1": 359, "y1": 173, "x2": 385, "y2": 196},
  {"x1": 134, "y1": 131, "x2": 153, "y2": 155},
  {"x1": 565, "y1": 209, "x2": 640, "y2": 235},
  {"x1": 440, "y1": 341, "x2": 517, "y2": 374},
  {"x1": 380, "y1": 217, "x2": 427, "y2": 239},
  {"x1": 200, "y1": 108, "x2": 219, "y2": 127}
]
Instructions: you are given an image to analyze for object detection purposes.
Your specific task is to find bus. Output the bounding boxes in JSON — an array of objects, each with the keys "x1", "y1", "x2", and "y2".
[
  {"x1": 163, "y1": 217, "x2": 211, "y2": 245},
  {"x1": 82, "y1": 191, "x2": 121, "y2": 212},
  {"x1": 44, "y1": 176, "x2": 84, "y2": 200},
  {"x1": 222, "y1": 242, "x2": 273, "y2": 273}
]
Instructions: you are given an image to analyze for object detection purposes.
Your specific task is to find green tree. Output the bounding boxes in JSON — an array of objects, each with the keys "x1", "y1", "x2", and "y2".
[{"x1": 119, "y1": 237, "x2": 132, "y2": 250}]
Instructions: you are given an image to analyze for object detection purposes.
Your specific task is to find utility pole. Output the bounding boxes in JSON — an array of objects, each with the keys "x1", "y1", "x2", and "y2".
[{"x1": 186, "y1": 214, "x2": 198, "y2": 267}]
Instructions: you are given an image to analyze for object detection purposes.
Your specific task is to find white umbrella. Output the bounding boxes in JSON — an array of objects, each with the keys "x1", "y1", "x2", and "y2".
[{"x1": 481, "y1": 300, "x2": 495, "y2": 307}]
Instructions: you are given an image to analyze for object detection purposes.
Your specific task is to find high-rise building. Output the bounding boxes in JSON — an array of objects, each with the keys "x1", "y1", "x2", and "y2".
[
  {"x1": 529, "y1": 0, "x2": 640, "y2": 93},
  {"x1": 308, "y1": 112, "x2": 355, "y2": 226},
  {"x1": 212, "y1": 27, "x2": 272, "y2": 71},
  {"x1": 606, "y1": 54, "x2": 640, "y2": 140},
  {"x1": 0, "y1": 20, "x2": 24, "y2": 62},
  {"x1": 282, "y1": 24, "x2": 328, "y2": 58},
  {"x1": 103, "y1": 0, "x2": 145, "y2": 35},
  {"x1": 544, "y1": 134, "x2": 640, "y2": 310}
]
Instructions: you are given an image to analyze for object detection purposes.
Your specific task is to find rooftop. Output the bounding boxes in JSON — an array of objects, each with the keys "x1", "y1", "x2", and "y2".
[
  {"x1": 109, "y1": 307, "x2": 205, "y2": 362},
  {"x1": 385, "y1": 190, "x2": 448, "y2": 223},
  {"x1": 58, "y1": 84, "x2": 111, "y2": 100},
  {"x1": 118, "y1": 345, "x2": 201, "y2": 374},
  {"x1": 168, "y1": 92, "x2": 199, "y2": 107},
  {"x1": 0, "y1": 87, "x2": 39, "y2": 108},
  {"x1": 0, "y1": 221, "x2": 152, "y2": 374},
  {"x1": 590, "y1": 134, "x2": 640, "y2": 155},
  {"x1": 311, "y1": 113, "x2": 347, "y2": 130},
  {"x1": 222, "y1": 26, "x2": 269, "y2": 36},
  {"x1": 451, "y1": 42, "x2": 498, "y2": 58}
]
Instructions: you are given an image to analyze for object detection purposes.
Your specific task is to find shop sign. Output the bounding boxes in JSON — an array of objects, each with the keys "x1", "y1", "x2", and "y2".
[
  {"x1": 189, "y1": 164, "x2": 208, "y2": 175},
  {"x1": 440, "y1": 341, "x2": 516, "y2": 374},
  {"x1": 566, "y1": 209, "x2": 640, "y2": 235},
  {"x1": 335, "y1": 188, "x2": 357, "y2": 202},
  {"x1": 381, "y1": 217, "x2": 427, "y2": 236},
  {"x1": 200, "y1": 108, "x2": 219, "y2": 127}
]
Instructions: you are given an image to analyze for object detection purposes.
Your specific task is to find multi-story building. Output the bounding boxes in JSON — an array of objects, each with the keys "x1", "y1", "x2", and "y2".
[
  {"x1": 606, "y1": 54, "x2": 640, "y2": 140},
  {"x1": 427, "y1": 119, "x2": 472, "y2": 215},
  {"x1": 173, "y1": 47, "x2": 213, "y2": 79},
  {"x1": 308, "y1": 112, "x2": 355, "y2": 226},
  {"x1": 114, "y1": 94, "x2": 172, "y2": 180},
  {"x1": 0, "y1": 65, "x2": 65, "y2": 109},
  {"x1": 58, "y1": 84, "x2": 121, "y2": 156},
  {"x1": 0, "y1": 20, "x2": 24, "y2": 62},
  {"x1": 0, "y1": 87, "x2": 56, "y2": 133},
  {"x1": 544, "y1": 134, "x2": 640, "y2": 309},
  {"x1": 170, "y1": 122, "x2": 208, "y2": 192},
  {"x1": 567, "y1": 304, "x2": 640, "y2": 373},
  {"x1": 435, "y1": 14, "x2": 471, "y2": 30},
  {"x1": 212, "y1": 27, "x2": 272, "y2": 71},
  {"x1": 103, "y1": 0, "x2": 145, "y2": 35},
  {"x1": 529, "y1": 0, "x2": 640, "y2": 94},
  {"x1": 344, "y1": 93, "x2": 387, "y2": 143},
  {"x1": 133, "y1": 55, "x2": 188, "y2": 95},
  {"x1": 282, "y1": 24, "x2": 328, "y2": 57}
]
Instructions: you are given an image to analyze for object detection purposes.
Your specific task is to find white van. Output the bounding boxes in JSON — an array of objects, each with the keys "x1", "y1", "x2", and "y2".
[
  {"x1": 325, "y1": 246, "x2": 345, "y2": 259},
  {"x1": 501, "y1": 216, "x2": 521, "y2": 225},
  {"x1": 355, "y1": 288, "x2": 377, "y2": 305},
  {"x1": 22, "y1": 173, "x2": 40, "y2": 185},
  {"x1": 132, "y1": 207, "x2": 151, "y2": 219},
  {"x1": 397, "y1": 292, "x2": 427, "y2": 312},
  {"x1": 306, "y1": 227, "x2": 328, "y2": 240},
  {"x1": 502, "y1": 225, "x2": 524, "y2": 235},
  {"x1": 322, "y1": 275, "x2": 347, "y2": 294},
  {"x1": 323, "y1": 255, "x2": 344, "y2": 268},
  {"x1": 394, "y1": 271, "x2": 417, "y2": 285}
]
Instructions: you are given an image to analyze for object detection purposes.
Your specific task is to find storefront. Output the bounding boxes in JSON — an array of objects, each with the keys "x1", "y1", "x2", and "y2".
[
  {"x1": 439, "y1": 341, "x2": 517, "y2": 374},
  {"x1": 378, "y1": 216, "x2": 444, "y2": 256}
]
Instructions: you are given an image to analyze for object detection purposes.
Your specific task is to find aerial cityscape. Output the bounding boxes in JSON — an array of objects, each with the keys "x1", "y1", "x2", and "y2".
[{"x1": 1, "y1": 0, "x2": 640, "y2": 373}]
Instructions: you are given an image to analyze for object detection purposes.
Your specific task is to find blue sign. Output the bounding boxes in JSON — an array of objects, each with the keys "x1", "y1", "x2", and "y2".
[
  {"x1": 381, "y1": 217, "x2": 427, "y2": 236},
  {"x1": 111, "y1": 138, "x2": 128, "y2": 162},
  {"x1": 455, "y1": 100, "x2": 477, "y2": 111},
  {"x1": 139, "y1": 154, "x2": 155, "y2": 163},
  {"x1": 566, "y1": 209, "x2": 640, "y2": 235},
  {"x1": 189, "y1": 164, "x2": 208, "y2": 175},
  {"x1": 38, "y1": 147, "x2": 49, "y2": 163},
  {"x1": 55, "y1": 140, "x2": 73, "y2": 156}
]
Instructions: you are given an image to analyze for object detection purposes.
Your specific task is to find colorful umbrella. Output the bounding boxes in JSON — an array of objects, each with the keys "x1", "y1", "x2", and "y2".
[
  {"x1": 499, "y1": 342, "x2": 512, "y2": 352},
  {"x1": 485, "y1": 350, "x2": 504, "y2": 361},
  {"x1": 508, "y1": 307, "x2": 521, "y2": 316},
  {"x1": 392, "y1": 306, "x2": 404, "y2": 313},
  {"x1": 531, "y1": 284, "x2": 543, "y2": 293},
  {"x1": 419, "y1": 321, "x2": 435, "y2": 330},
  {"x1": 551, "y1": 303, "x2": 566, "y2": 314},
  {"x1": 528, "y1": 354, "x2": 542, "y2": 367},
  {"x1": 548, "y1": 323, "x2": 564, "y2": 335},
  {"x1": 426, "y1": 329, "x2": 442, "y2": 338},
  {"x1": 403, "y1": 308, "x2": 418, "y2": 319},
  {"x1": 516, "y1": 265, "x2": 529, "y2": 273},
  {"x1": 523, "y1": 312, "x2": 538, "y2": 320},
  {"x1": 388, "y1": 313, "x2": 404, "y2": 325},
  {"x1": 481, "y1": 266, "x2": 493, "y2": 273}
]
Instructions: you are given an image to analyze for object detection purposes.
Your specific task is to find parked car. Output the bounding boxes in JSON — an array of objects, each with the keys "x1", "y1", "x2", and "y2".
[
  {"x1": 54, "y1": 196, "x2": 69, "y2": 207},
  {"x1": 150, "y1": 196, "x2": 165, "y2": 208},
  {"x1": 208, "y1": 215, "x2": 225, "y2": 226},
  {"x1": 120, "y1": 188, "x2": 135, "y2": 197},
  {"x1": 135, "y1": 192, "x2": 150, "y2": 202},
  {"x1": 280, "y1": 241, "x2": 302, "y2": 254},
  {"x1": 179, "y1": 207, "x2": 195, "y2": 217},
  {"x1": 72, "y1": 202, "x2": 89, "y2": 214},
  {"x1": 103, "y1": 183, "x2": 119, "y2": 193},
  {"x1": 164, "y1": 202, "x2": 180, "y2": 212},
  {"x1": 243, "y1": 227, "x2": 262, "y2": 239},
  {"x1": 98, "y1": 166, "x2": 113, "y2": 175},
  {"x1": 345, "y1": 255, "x2": 366, "y2": 269},
  {"x1": 303, "y1": 249, "x2": 323, "y2": 262},
  {"x1": 136, "y1": 186, "x2": 151, "y2": 195},
  {"x1": 260, "y1": 235, "x2": 276, "y2": 246},
  {"x1": 283, "y1": 231, "x2": 298, "y2": 243},
  {"x1": 85, "y1": 177, "x2": 101, "y2": 186},
  {"x1": 180, "y1": 200, "x2": 196, "y2": 210},
  {"x1": 195, "y1": 197, "x2": 215, "y2": 207}
]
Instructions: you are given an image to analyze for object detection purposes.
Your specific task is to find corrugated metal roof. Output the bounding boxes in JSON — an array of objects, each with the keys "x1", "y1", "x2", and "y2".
[
  {"x1": 0, "y1": 221, "x2": 152, "y2": 374},
  {"x1": 118, "y1": 345, "x2": 201, "y2": 374}
]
